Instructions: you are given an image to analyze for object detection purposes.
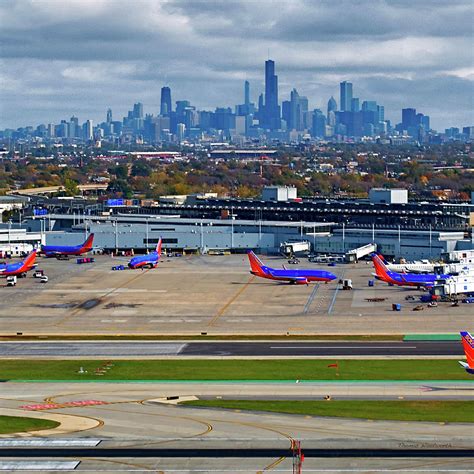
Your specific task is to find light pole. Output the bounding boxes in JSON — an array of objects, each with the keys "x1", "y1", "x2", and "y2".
[
  {"x1": 114, "y1": 218, "x2": 118, "y2": 254},
  {"x1": 146, "y1": 218, "x2": 149, "y2": 252}
]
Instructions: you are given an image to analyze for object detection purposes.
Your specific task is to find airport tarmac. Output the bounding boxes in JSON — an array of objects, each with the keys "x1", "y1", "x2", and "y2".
[
  {"x1": 0, "y1": 254, "x2": 471, "y2": 336},
  {"x1": 0, "y1": 381, "x2": 473, "y2": 472},
  {"x1": 0, "y1": 340, "x2": 464, "y2": 358}
]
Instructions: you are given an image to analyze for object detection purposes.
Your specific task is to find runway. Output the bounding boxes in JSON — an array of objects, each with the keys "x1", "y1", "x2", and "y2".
[
  {"x1": 1, "y1": 381, "x2": 473, "y2": 472},
  {"x1": 0, "y1": 340, "x2": 463, "y2": 358}
]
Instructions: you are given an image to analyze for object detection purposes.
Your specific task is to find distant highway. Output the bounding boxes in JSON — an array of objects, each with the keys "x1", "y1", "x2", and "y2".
[{"x1": 0, "y1": 340, "x2": 463, "y2": 357}]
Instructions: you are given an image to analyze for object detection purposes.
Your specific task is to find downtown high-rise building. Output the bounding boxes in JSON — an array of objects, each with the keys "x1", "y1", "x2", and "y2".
[
  {"x1": 340, "y1": 81, "x2": 353, "y2": 112},
  {"x1": 160, "y1": 86, "x2": 172, "y2": 116},
  {"x1": 263, "y1": 59, "x2": 280, "y2": 130}
]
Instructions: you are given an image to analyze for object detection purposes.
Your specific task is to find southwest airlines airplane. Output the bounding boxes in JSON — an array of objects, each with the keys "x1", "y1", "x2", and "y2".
[
  {"x1": 459, "y1": 331, "x2": 474, "y2": 374},
  {"x1": 247, "y1": 250, "x2": 337, "y2": 285},
  {"x1": 0, "y1": 250, "x2": 37, "y2": 276},
  {"x1": 42, "y1": 234, "x2": 94, "y2": 257},
  {"x1": 370, "y1": 253, "x2": 450, "y2": 288},
  {"x1": 128, "y1": 238, "x2": 162, "y2": 269}
]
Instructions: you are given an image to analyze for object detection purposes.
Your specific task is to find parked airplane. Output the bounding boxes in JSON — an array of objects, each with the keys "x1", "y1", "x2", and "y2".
[
  {"x1": 459, "y1": 331, "x2": 474, "y2": 375},
  {"x1": 128, "y1": 238, "x2": 162, "y2": 269},
  {"x1": 0, "y1": 250, "x2": 37, "y2": 276},
  {"x1": 42, "y1": 234, "x2": 94, "y2": 258},
  {"x1": 370, "y1": 253, "x2": 450, "y2": 288},
  {"x1": 247, "y1": 250, "x2": 337, "y2": 285},
  {"x1": 379, "y1": 254, "x2": 438, "y2": 274}
]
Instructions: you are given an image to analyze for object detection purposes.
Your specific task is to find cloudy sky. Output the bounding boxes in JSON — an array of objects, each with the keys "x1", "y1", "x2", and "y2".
[{"x1": 1, "y1": 0, "x2": 473, "y2": 130}]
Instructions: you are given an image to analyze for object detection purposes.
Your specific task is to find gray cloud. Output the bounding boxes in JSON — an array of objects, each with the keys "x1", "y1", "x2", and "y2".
[{"x1": 0, "y1": 0, "x2": 472, "y2": 130}]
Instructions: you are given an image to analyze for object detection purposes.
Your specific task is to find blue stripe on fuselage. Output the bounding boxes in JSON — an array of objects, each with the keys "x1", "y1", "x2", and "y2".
[
  {"x1": 262, "y1": 265, "x2": 336, "y2": 281},
  {"x1": 43, "y1": 243, "x2": 83, "y2": 254},
  {"x1": 387, "y1": 270, "x2": 449, "y2": 285}
]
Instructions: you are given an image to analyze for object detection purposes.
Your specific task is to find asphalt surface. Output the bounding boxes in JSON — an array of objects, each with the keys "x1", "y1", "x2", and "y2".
[
  {"x1": 3, "y1": 447, "x2": 473, "y2": 458},
  {"x1": 0, "y1": 340, "x2": 463, "y2": 357}
]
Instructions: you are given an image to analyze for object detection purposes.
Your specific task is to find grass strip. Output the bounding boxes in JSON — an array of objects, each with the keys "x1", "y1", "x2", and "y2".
[
  {"x1": 183, "y1": 400, "x2": 474, "y2": 423},
  {"x1": 0, "y1": 415, "x2": 59, "y2": 434},
  {"x1": 1, "y1": 359, "x2": 472, "y2": 381}
]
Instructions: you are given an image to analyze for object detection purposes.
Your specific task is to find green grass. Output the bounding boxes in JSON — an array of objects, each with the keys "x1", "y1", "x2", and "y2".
[
  {"x1": 183, "y1": 400, "x2": 474, "y2": 423},
  {"x1": 0, "y1": 415, "x2": 59, "y2": 434},
  {"x1": 1, "y1": 359, "x2": 472, "y2": 381}
]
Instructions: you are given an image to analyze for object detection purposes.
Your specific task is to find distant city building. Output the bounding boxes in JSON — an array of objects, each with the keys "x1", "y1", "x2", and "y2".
[
  {"x1": 351, "y1": 98, "x2": 360, "y2": 112},
  {"x1": 263, "y1": 59, "x2": 280, "y2": 130},
  {"x1": 327, "y1": 96, "x2": 337, "y2": 115},
  {"x1": 340, "y1": 81, "x2": 353, "y2": 112},
  {"x1": 160, "y1": 86, "x2": 172, "y2": 116},
  {"x1": 133, "y1": 103, "x2": 143, "y2": 120}
]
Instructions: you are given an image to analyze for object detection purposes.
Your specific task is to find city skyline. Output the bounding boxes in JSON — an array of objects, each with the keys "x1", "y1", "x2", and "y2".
[{"x1": 0, "y1": 0, "x2": 473, "y2": 130}]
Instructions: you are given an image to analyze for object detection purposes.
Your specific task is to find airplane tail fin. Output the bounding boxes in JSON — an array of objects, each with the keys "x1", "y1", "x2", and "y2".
[
  {"x1": 156, "y1": 237, "x2": 162, "y2": 256},
  {"x1": 247, "y1": 250, "x2": 265, "y2": 275},
  {"x1": 83, "y1": 233, "x2": 95, "y2": 251},
  {"x1": 378, "y1": 253, "x2": 389, "y2": 265},
  {"x1": 460, "y1": 331, "x2": 474, "y2": 370},
  {"x1": 24, "y1": 249, "x2": 37, "y2": 268},
  {"x1": 371, "y1": 253, "x2": 389, "y2": 278}
]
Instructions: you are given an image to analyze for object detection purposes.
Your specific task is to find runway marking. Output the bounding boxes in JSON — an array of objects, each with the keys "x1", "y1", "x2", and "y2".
[
  {"x1": 303, "y1": 283, "x2": 320, "y2": 314},
  {"x1": 149, "y1": 319, "x2": 202, "y2": 323},
  {"x1": 207, "y1": 275, "x2": 255, "y2": 327},
  {"x1": 270, "y1": 346, "x2": 418, "y2": 349},
  {"x1": 328, "y1": 270, "x2": 344, "y2": 315},
  {"x1": 259, "y1": 455, "x2": 286, "y2": 472},
  {"x1": 79, "y1": 456, "x2": 158, "y2": 471},
  {"x1": 100, "y1": 319, "x2": 128, "y2": 323},
  {"x1": 226, "y1": 318, "x2": 253, "y2": 322}
]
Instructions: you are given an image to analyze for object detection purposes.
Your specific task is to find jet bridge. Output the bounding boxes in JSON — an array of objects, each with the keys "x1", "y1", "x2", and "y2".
[{"x1": 345, "y1": 243, "x2": 377, "y2": 263}]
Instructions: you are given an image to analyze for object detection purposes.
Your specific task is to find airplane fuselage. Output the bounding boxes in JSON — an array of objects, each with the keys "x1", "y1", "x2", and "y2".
[
  {"x1": 252, "y1": 264, "x2": 337, "y2": 283},
  {"x1": 0, "y1": 250, "x2": 37, "y2": 276},
  {"x1": 128, "y1": 251, "x2": 159, "y2": 269},
  {"x1": 375, "y1": 269, "x2": 449, "y2": 288}
]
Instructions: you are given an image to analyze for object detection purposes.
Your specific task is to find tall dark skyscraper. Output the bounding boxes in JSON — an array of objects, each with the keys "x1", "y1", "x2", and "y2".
[
  {"x1": 264, "y1": 59, "x2": 280, "y2": 130},
  {"x1": 106, "y1": 108, "x2": 112, "y2": 124},
  {"x1": 402, "y1": 108, "x2": 417, "y2": 129},
  {"x1": 160, "y1": 86, "x2": 172, "y2": 116},
  {"x1": 244, "y1": 80, "x2": 250, "y2": 107},
  {"x1": 340, "y1": 81, "x2": 353, "y2": 111}
]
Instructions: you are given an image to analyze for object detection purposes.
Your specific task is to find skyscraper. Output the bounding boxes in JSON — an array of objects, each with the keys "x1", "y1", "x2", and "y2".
[
  {"x1": 244, "y1": 80, "x2": 250, "y2": 107},
  {"x1": 327, "y1": 96, "x2": 337, "y2": 115},
  {"x1": 263, "y1": 59, "x2": 280, "y2": 130},
  {"x1": 133, "y1": 103, "x2": 143, "y2": 119},
  {"x1": 340, "y1": 81, "x2": 353, "y2": 112},
  {"x1": 160, "y1": 87, "x2": 172, "y2": 116},
  {"x1": 289, "y1": 88, "x2": 300, "y2": 130},
  {"x1": 402, "y1": 108, "x2": 417, "y2": 129},
  {"x1": 351, "y1": 98, "x2": 360, "y2": 112},
  {"x1": 106, "y1": 108, "x2": 112, "y2": 124}
]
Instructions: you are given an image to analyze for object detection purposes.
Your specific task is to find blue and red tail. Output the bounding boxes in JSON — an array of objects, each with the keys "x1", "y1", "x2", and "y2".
[{"x1": 460, "y1": 331, "x2": 474, "y2": 374}]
